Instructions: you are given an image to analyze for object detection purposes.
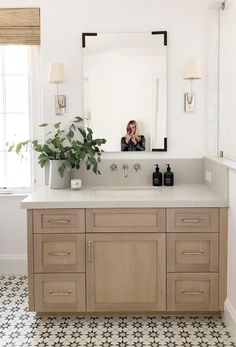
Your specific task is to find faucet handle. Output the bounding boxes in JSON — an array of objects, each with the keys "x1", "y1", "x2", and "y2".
[
  {"x1": 122, "y1": 163, "x2": 129, "y2": 178},
  {"x1": 110, "y1": 163, "x2": 118, "y2": 172},
  {"x1": 133, "y1": 163, "x2": 141, "y2": 172}
]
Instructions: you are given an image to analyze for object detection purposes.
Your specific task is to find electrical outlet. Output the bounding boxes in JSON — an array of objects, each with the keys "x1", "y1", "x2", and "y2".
[{"x1": 205, "y1": 170, "x2": 212, "y2": 183}]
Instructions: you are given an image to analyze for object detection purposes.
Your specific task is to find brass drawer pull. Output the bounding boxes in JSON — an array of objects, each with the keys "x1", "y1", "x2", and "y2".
[
  {"x1": 181, "y1": 289, "x2": 204, "y2": 295},
  {"x1": 48, "y1": 250, "x2": 71, "y2": 256},
  {"x1": 48, "y1": 219, "x2": 70, "y2": 224},
  {"x1": 181, "y1": 251, "x2": 204, "y2": 255},
  {"x1": 49, "y1": 290, "x2": 72, "y2": 296},
  {"x1": 180, "y1": 218, "x2": 204, "y2": 223},
  {"x1": 88, "y1": 241, "x2": 92, "y2": 262}
]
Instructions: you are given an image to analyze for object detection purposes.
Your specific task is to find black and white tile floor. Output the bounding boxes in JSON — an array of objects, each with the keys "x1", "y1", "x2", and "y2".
[{"x1": 0, "y1": 275, "x2": 235, "y2": 347}]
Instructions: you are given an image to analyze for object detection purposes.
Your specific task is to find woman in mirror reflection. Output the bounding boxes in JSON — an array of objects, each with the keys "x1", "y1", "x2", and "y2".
[{"x1": 121, "y1": 120, "x2": 145, "y2": 151}]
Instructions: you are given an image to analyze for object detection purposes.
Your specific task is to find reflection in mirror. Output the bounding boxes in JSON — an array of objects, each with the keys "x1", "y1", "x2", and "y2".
[{"x1": 82, "y1": 32, "x2": 167, "y2": 152}]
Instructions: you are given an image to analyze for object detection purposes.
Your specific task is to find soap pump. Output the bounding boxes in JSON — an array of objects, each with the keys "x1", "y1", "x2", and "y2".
[
  {"x1": 164, "y1": 164, "x2": 174, "y2": 186},
  {"x1": 153, "y1": 164, "x2": 162, "y2": 186}
]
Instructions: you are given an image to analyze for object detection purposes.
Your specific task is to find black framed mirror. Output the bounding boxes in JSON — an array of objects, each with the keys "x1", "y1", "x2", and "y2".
[{"x1": 82, "y1": 31, "x2": 167, "y2": 152}]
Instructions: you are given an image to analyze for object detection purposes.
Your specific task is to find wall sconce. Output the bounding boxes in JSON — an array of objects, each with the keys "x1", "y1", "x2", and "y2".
[
  {"x1": 183, "y1": 59, "x2": 202, "y2": 112},
  {"x1": 48, "y1": 63, "x2": 66, "y2": 115}
]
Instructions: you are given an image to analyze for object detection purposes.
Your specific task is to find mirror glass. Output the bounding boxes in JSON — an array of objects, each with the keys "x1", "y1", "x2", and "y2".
[{"x1": 82, "y1": 32, "x2": 167, "y2": 152}]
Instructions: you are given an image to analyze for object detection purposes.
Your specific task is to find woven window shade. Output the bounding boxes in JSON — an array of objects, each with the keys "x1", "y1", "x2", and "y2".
[{"x1": 0, "y1": 8, "x2": 40, "y2": 45}]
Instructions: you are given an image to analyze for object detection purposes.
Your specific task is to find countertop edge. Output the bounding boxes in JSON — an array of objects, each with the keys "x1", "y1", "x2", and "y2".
[{"x1": 21, "y1": 200, "x2": 229, "y2": 209}]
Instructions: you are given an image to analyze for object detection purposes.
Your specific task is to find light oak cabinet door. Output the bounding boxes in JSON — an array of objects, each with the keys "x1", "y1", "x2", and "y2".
[{"x1": 86, "y1": 233, "x2": 166, "y2": 312}]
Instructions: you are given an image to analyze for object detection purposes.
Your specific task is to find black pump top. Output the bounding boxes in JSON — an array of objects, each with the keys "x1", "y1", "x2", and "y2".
[
  {"x1": 166, "y1": 164, "x2": 171, "y2": 171},
  {"x1": 155, "y1": 164, "x2": 160, "y2": 172}
]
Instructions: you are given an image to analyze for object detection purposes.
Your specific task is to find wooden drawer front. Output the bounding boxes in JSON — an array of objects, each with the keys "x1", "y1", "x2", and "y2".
[
  {"x1": 34, "y1": 234, "x2": 85, "y2": 273},
  {"x1": 33, "y1": 209, "x2": 85, "y2": 233},
  {"x1": 35, "y1": 273, "x2": 86, "y2": 312},
  {"x1": 167, "y1": 208, "x2": 218, "y2": 233},
  {"x1": 167, "y1": 233, "x2": 218, "y2": 272},
  {"x1": 167, "y1": 273, "x2": 219, "y2": 311},
  {"x1": 86, "y1": 208, "x2": 165, "y2": 232}
]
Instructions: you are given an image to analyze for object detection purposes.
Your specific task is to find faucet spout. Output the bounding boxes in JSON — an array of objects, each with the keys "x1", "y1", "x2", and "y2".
[{"x1": 122, "y1": 164, "x2": 129, "y2": 178}]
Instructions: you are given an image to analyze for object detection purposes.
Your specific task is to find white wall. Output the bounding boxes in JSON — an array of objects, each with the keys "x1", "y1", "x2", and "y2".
[
  {"x1": 0, "y1": 0, "x2": 212, "y2": 272},
  {"x1": 0, "y1": 0, "x2": 211, "y2": 157},
  {"x1": 0, "y1": 196, "x2": 27, "y2": 273},
  {"x1": 42, "y1": 0, "x2": 211, "y2": 158}
]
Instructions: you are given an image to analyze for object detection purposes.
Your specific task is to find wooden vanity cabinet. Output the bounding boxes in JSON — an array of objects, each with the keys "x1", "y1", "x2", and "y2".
[{"x1": 28, "y1": 207, "x2": 227, "y2": 314}]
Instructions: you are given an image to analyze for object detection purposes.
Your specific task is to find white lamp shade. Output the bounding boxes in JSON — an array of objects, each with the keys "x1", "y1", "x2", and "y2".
[
  {"x1": 183, "y1": 59, "x2": 202, "y2": 79},
  {"x1": 48, "y1": 63, "x2": 65, "y2": 83}
]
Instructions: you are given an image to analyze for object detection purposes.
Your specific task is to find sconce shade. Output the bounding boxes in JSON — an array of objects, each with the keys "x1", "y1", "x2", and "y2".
[
  {"x1": 183, "y1": 59, "x2": 202, "y2": 80},
  {"x1": 48, "y1": 63, "x2": 65, "y2": 83}
]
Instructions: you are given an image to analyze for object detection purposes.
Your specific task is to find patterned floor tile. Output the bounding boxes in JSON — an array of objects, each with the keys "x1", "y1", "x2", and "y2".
[{"x1": 0, "y1": 275, "x2": 235, "y2": 347}]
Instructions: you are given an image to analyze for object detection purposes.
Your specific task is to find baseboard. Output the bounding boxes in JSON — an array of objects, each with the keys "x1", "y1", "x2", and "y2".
[
  {"x1": 224, "y1": 299, "x2": 236, "y2": 342},
  {"x1": 0, "y1": 255, "x2": 27, "y2": 274}
]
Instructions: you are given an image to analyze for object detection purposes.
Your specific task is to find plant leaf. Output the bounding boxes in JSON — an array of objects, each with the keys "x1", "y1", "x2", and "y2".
[
  {"x1": 78, "y1": 127, "x2": 86, "y2": 139},
  {"x1": 54, "y1": 122, "x2": 61, "y2": 129}
]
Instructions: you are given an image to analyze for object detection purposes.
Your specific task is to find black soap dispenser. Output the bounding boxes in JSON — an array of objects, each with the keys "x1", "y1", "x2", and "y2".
[
  {"x1": 153, "y1": 164, "x2": 162, "y2": 186},
  {"x1": 164, "y1": 164, "x2": 174, "y2": 186}
]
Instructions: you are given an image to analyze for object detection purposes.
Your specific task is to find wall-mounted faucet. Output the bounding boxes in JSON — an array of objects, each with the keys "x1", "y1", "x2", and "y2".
[
  {"x1": 110, "y1": 163, "x2": 118, "y2": 172},
  {"x1": 122, "y1": 164, "x2": 129, "y2": 178},
  {"x1": 133, "y1": 163, "x2": 141, "y2": 172}
]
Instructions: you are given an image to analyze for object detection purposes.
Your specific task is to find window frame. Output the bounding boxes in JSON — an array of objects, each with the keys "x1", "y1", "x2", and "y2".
[{"x1": 0, "y1": 45, "x2": 42, "y2": 195}]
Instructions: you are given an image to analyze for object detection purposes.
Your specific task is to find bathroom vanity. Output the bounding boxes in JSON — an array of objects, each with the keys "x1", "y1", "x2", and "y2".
[{"x1": 22, "y1": 183, "x2": 228, "y2": 315}]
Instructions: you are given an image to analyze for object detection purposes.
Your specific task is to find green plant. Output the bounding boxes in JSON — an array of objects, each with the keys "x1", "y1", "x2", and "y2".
[
  {"x1": 8, "y1": 117, "x2": 106, "y2": 177},
  {"x1": 66, "y1": 117, "x2": 106, "y2": 174}
]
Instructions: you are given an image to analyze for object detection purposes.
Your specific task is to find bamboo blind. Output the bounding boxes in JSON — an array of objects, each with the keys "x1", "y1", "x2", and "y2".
[{"x1": 0, "y1": 8, "x2": 40, "y2": 45}]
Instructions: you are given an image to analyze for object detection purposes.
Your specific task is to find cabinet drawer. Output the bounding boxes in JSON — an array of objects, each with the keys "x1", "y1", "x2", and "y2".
[
  {"x1": 34, "y1": 273, "x2": 86, "y2": 312},
  {"x1": 86, "y1": 208, "x2": 165, "y2": 232},
  {"x1": 167, "y1": 208, "x2": 218, "y2": 233},
  {"x1": 167, "y1": 273, "x2": 218, "y2": 311},
  {"x1": 34, "y1": 234, "x2": 85, "y2": 273},
  {"x1": 33, "y1": 209, "x2": 85, "y2": 233},
  {"x1": 167, "y1": 233, "x2": 218, "y2": 272}
]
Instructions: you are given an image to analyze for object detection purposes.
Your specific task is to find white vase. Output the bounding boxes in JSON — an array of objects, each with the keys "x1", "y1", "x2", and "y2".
[{"x1": 49, "y1": 160, "x2": 70, "y2": 189}]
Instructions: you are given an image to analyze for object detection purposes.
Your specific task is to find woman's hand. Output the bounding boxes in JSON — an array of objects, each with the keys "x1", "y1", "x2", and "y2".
[
  {"x1": 131, "y1": 134, "x2": 137, "y2": 144},
  {"x1": 125, "y1": 134, "x2": 131, "y2": 144}
]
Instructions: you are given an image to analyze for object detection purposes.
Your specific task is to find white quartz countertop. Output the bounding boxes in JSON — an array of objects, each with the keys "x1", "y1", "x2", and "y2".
[{"x1": 21, "y1": 184, "x2": 228, "y2": 209}]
